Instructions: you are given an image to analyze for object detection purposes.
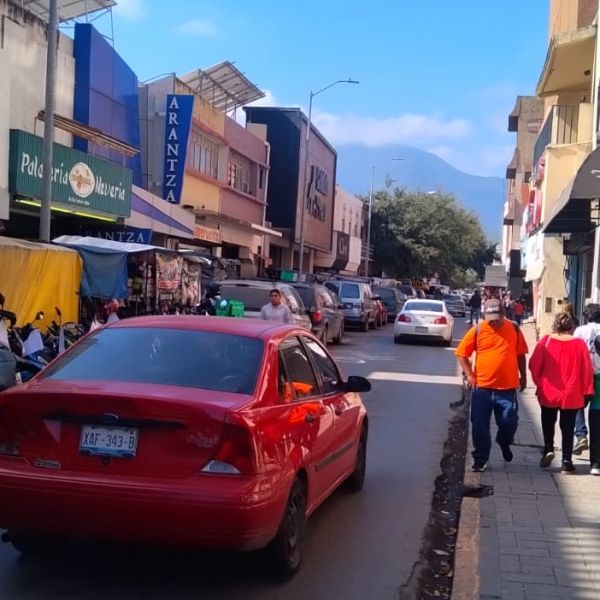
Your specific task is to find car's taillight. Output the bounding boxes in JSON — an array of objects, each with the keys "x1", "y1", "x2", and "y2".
[
  {"x1": 434, "y1": 316, "x2": 448, "y2": 325},
  {"x1": 397, "y1": 314, "x2": 411, "y2": 322},
  {"x1": 201, "y1": 419, "x2": 258, "y2": 476},
  {"x1": 311, "y1": 310, "x2": 322, "y2": 323}
]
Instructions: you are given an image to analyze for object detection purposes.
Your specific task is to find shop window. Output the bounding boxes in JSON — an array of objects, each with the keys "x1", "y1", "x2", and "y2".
[
  {"x1": 187, "y1": 130, "x2": 220, "y2": 180},
  {"x1": 228, "y1": 154, "x2": 252, "y2": 195}
]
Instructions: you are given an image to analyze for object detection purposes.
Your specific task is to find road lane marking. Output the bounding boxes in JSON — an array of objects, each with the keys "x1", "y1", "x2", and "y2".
[{"x1": 367, "y1": 371, "x2": 463, "y2": 385}]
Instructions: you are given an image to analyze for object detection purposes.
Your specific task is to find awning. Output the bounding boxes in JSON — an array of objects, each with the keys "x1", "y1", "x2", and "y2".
[
  {"x1": 542, "y1": 147, "x2": 600, "y2": 234},
  {"x1": 536, "y1": 26, "x2": 595, "y2": 97}
]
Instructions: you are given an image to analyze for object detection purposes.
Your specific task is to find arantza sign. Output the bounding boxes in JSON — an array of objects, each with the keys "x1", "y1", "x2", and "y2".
[{"x1": 162, "y1": 94, "x2": 193, "y2": 204}]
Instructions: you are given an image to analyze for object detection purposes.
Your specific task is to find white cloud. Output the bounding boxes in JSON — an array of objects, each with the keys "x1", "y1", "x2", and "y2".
[
  {"x1": 114, "y1": 0, "x2": 143, "y2": 20},
  {"x1": 311, "y1": 111, "x2": 473, "y2": 147},
  {"x1": 178, "y1": 19, "x2": 218, "y2": 37},
  {"x1": 428, "y1": 144, "x2": 514, "y2": 177},
  {"x1": 231, "y1": 90, "x2": 279, "y2": 125}
]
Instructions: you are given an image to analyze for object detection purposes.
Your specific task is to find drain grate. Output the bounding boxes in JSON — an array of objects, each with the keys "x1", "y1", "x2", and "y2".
[{"x1": 462, "y1": 484, "x2": 494, "y2": 498}]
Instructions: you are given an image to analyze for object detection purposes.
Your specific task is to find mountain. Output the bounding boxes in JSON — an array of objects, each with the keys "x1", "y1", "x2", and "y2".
[{"x1": 334, "y1": 145, "x2": 504, "y2": 239}]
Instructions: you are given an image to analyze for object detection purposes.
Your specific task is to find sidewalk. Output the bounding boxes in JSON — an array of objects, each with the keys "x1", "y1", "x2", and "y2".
[{"x1": 452, "y1": 323, "x2": 600, "y2": 600}]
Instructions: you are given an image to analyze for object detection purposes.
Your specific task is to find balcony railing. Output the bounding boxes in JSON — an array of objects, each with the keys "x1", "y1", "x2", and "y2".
[{"x1": 533, "y1": 104, "x2": 585, "y2": 167}]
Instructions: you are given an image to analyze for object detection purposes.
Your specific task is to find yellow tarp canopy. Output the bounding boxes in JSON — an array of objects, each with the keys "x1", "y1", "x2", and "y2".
[{"x1": 0, "y1": 236, "x2": 82, "y2": 330}]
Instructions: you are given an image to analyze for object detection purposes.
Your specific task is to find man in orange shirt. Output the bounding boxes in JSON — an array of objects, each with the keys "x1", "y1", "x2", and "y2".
[{"x1": 456, "y1": 298, "x2": 529, "y2": 471}]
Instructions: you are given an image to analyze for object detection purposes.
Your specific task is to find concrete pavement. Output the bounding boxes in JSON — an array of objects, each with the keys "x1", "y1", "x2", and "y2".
[{"x1": 453, "y1": 323, "x2": 600, "y2": 600}]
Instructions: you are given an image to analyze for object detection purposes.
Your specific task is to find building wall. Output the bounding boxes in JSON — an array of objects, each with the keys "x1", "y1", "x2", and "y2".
[
  {"x1": 0, "y1": 3, "x2": 75, "y2": 219},
  {"x1": 548, "y1": 0, "x2": 598, "y2": 38}
]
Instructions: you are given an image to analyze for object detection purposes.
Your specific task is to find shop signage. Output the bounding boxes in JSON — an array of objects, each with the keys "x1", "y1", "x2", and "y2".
[
  {"x1": 162, "y1": 95, "x2": 193, "y2": 204},
  {"x1": 306, "y1": 165, "x2": 328, "y2": 222},
  {"x1": 83, "y1": 226, "x2": 153, "y2": 244},
  {"x1": 8, "y1": 129, "x2": 132, "y2": 217},
  {"x1": 194, "y1": 224, "x2": 221, "y2": 244},
  {"x1": 336, "y1": 231, "x2": 350, "y2": 262}
]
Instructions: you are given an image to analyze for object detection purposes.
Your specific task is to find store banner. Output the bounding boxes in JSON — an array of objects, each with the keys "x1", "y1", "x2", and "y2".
[
  {"x1": 83, "y1": 226, "x2": 152, "y2": 244},
  {"x1": 156, "y1": 252, "x2": 182, "y2": 302},
  {"x1": 181, "y1": 258, "x2": 201, "y2": 307},
  {"x1": 162, "y1": 95, "x2": 193, "y2": 204},
  {"x1": 8, "y1": 129, "x2": 132, "y2": 217},
  {"x1": 332, "y1": 231, "x2": 350, "y2": 271}
]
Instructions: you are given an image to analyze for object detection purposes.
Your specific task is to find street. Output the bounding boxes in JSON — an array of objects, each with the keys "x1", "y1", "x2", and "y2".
[{"x1": 0, "y1": 321, "x2": 467, "y2": 600}]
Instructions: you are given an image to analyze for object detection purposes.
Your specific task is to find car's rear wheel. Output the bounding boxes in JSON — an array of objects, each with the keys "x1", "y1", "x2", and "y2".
[
  {"x1": 345, "y1": 428, "x2": 367, "y2": 492},
  {"x1": 269, "y1": 477, "x2": 307, "y2": 578},
  {"x1": 333, "y1": 321, "x2": 344, "y2": 345}
]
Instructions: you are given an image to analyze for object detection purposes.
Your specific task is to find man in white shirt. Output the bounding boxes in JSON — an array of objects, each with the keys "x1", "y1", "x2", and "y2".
[
  {"x1": 260, "y1": 288, "x2": 293, "y2": 324},
  {"x1": 573, "y1": 303, "x2": 600, "y2": 454}
]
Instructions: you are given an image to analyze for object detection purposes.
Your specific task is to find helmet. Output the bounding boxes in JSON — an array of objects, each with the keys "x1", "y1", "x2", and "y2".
[{"x1": 206, "y1": 282, "x2": 221, "y2": 297}]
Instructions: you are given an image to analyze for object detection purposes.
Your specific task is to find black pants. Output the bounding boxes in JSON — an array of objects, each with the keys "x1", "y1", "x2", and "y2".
[
  {"x1": 540, "y1": 407, "x2": 577, "y2": 462},
  {"x1": 589, "y1": 409, "x2": 600, "y2": 467}
]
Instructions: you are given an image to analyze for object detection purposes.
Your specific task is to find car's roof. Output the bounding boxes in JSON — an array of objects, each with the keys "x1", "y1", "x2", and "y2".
[
  {"x1": 107, "y1": 315, "x2": 300, "y2": 340},
  {"x1": 220, "y1": 279, "x2": 288, "y2": 288}
]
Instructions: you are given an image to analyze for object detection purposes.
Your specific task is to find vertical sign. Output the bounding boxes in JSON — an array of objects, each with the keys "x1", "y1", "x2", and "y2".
[{"x1": 162, "y1": 94, "x2": 193, "y2": 204}]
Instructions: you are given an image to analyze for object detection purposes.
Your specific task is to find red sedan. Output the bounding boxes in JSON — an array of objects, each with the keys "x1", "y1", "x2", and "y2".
[{"x1": 0, "y1": 316, "x2": 370, "y2": 576}]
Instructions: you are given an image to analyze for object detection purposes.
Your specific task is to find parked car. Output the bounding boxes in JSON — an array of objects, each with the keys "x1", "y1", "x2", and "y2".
[
  {"x1": 325, "y1": 280, "x2": 377, "y2": 332},
  {"x1": 219, "y1": 280, "x2": 312, "y2": 330},
  {"x1": 396, "y1": 284, "x2": 418, "y2": 298},
  {"x1": 0, "y1": 317, "x2": 371, "y2": 576},
  {"x1": 372, "y1": 296, "x2": 388, "y2": 327},
  {"x1": 394, "y1": 299, "x2": 454, "y2": 346},
  {"x1": 291, "y1": 283, "x2": 344, "y2": 345},
  {"x1": 443, "y1": 294, "x2": 467, "y2": 317},
  {"x1": 373, "y1": 286, "x2": 406, "y2": 322}
]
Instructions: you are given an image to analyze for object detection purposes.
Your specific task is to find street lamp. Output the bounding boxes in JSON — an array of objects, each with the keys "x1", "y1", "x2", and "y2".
[
  {"x1": 363, "y1": 158, "x2": 405, "y2": 277},
  {"x1": 298, "y1": 78, "x2": 359, "y2": 275}
]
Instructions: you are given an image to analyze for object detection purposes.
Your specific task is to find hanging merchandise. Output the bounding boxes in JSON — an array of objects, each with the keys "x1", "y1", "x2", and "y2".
[
  {"x1": 181, "y1": 257, "x2": 202, "y2": 310},
  {"x1": 156, "y1": 252, "x2": 183, "y2": 305}
]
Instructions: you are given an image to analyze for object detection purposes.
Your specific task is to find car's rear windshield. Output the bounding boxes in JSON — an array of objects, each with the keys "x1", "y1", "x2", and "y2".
[
  {"x1": 398, "y1": 285, "x2": 415, "y2": 295},
  {"x1": 340, "y1": 283, "x2": 360, "y2": 298},
  {"x1": 374, "y1": 288, "x2": 395, "y2": 299},
  {"x1": 294, "y1": 287, "x2": 313, "y2": 307},
  {"x1": 445, "y1": 295, "x2": 463, "y2": 302},
  {"x1": 404, "y1": 301, "x2": 443, "y2": 313},
  {"x1": 41, "y1": 328, "x2": 263, "y2": 395},
  {"x1": 220, "y1": 285, "x2": 273, "y2": 311}
]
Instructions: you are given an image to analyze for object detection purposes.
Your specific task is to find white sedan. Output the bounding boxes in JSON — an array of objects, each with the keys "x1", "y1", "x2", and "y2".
[{"x1": 394, "y1": 299, "x2": 454, "y2": 346}]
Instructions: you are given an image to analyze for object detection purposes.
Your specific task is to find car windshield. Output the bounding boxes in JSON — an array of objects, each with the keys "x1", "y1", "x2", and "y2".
[
  {"x1": 294, "y1": 287, "x2": 314, "y2": 308},
  {"x1": 220, "y1": 285, "x2": 274, "y2": 311},
  {"x1": 404, "y1": 301, "x2": 443, "y2": 313},
  {"x1": 340, "y1": 283, "x2": 360, "y2": 298},
  {"x1": 41, "y1": 328, "x2": 264, "y2": 395},
  {"x1": 398, "y1": 285, "x2": 415, "y2": 295},
  {"x1": 374, "y1": 288, "x2": 395, "y2": 299},
  {"x1": 444, "y1": 295, "x2": 463, "y2": 302}
]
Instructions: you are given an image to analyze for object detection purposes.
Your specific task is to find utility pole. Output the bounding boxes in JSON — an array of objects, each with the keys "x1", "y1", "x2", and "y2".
[{"x1": 39, "y1": 0, "x2": 58, "y2": 242}]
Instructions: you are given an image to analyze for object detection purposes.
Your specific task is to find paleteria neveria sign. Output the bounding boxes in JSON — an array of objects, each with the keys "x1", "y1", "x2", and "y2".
[{"x1": 9, "y1": 129, "x2": 132, "y2": 217}]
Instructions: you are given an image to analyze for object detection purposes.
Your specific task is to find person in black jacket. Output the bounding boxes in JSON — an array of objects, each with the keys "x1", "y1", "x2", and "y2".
[{"x1": 468, "y1": 290, "x2": 482, "y2": 325}]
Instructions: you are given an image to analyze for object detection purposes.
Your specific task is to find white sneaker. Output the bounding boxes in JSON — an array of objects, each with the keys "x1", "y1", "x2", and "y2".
[{"x1": 591, "y1": 465, "x2": 600, "y2": 476}]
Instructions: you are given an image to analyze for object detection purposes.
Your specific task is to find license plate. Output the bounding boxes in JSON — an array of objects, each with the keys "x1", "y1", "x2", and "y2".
[
  {"x1": 415, "y1": 326, "x2": 429, "y2": 333},
  {"x1": 80, "y1": 425, "x2": 138, "y2": 458}
]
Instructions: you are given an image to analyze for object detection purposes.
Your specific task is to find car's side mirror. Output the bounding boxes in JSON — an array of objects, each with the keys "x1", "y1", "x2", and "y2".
[{"x1": 345, "y1": 375, "x2": 371, "y2": 393}]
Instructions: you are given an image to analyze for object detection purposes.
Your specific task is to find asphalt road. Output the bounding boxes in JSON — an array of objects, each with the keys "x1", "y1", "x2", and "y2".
[{"x1": 0, "y1": 320, "x2": 468, "y2": 600}]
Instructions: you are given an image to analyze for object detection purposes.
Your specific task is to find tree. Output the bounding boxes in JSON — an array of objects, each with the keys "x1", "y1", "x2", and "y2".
[{"x1": 367, "y1": 188, "x2": 494, "y2": 283}]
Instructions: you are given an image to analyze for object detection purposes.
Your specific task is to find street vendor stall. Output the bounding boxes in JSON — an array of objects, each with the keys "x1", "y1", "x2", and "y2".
[{"x1": 0, "y1": 236, "x2": 81, "y2": 329}]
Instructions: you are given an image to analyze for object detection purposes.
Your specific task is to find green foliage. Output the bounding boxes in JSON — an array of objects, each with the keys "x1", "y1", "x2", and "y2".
[{"x1": 367, "y1": 188, "x2": 494, "y2": 282}]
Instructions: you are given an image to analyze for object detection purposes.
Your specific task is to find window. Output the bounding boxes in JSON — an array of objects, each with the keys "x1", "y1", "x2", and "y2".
[
  {"x1": 318, "y1": 287, "x2": 334, "y2": 308},
  {"x1": 228, "y1": 153, "x2": 252, "y2": 195},
  {"x1": 340, "y1": 283, "x2": 360, "y2": 299},
  {"x1": 187, "y1": 130, "x2": 220, "y2": 179},
  {"x1": 304, "y1": 338, "x2": 341, "y2": 394},
  {"x1": 279, "y1": 338, "x2": 319, "y2": 401},
  {"x1": 42, "y1": 328, "x2": 263, "y2": 395},
  {"x1": 404, "y1": 301, "x2": 443, "y2": 313}
]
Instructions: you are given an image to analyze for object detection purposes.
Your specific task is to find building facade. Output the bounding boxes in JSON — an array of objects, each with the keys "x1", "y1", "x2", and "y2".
[
  {"x1": 244, "y1": 107, "x2": 337, "y2": 274},
  {"x1": 314, "y1": 185, "x2": 363, "y2": 275}
]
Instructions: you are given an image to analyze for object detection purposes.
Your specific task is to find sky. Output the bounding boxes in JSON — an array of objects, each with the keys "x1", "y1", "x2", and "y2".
[{"x1": 84, "y1": 0, "x2": 550, "y2": 178}]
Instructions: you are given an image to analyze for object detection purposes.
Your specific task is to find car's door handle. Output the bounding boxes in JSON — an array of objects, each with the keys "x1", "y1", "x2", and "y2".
[{"x1": 305, "y1": 413, "x2": 317, "y2": 424}]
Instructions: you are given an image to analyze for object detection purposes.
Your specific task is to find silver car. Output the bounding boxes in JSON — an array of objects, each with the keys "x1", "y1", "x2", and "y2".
[
  {"x1": 218, "y1": 280, "x2": 312, "y2": 330},
  {"x1": 325, "y1": 280, "x2": 376, "y2": 332}
]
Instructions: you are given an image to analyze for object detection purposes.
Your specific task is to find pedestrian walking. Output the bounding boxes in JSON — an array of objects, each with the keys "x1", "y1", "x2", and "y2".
[
  {"x1": 260, "y1": 288, "x2": 293, "y2": 324},
  {"x1": 467, "y1": 289, "x2": 482, "y2": 325},
  {"x1": 513, "y1": 298, "x2": 524, "y2": 326},
  {"x1": 455, "y1": 298, "x2": 529, "y2": 472},
  {"x1": 503, "y1": 292, "x2": 514, "y2": 320},
  {"x1": 573, "y1": 303, "x2": 600, "y2": 461},
  {"x1": 529, "y1": 313, "x2": 593, "y2": 473}
]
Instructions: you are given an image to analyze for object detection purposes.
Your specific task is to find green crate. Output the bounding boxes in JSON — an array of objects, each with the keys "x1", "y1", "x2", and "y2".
[{"x1": 216, "y1": 299, "x2": 245, "y2": 317}]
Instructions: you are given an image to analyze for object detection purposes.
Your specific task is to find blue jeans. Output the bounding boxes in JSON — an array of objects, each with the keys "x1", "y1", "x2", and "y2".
[
  {"x1": 575, "y1": 407, "x2": 588, "y2": 439},
  {"x1": 471, "y1": 388, "x2": 519, "y2": 464},
  {"x1": 469, "y1": 307, "x2": 481, "y2": 324}
]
